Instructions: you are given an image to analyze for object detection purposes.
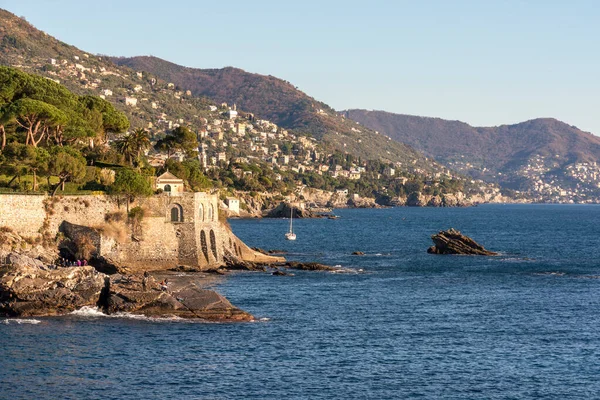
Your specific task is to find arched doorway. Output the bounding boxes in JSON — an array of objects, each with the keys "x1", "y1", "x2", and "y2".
[
  {"x1": 170, "y1": 204, "x2": 183, "y2": 222},
  {"x1": 164, "y1": 184, "x2": 171, "y2": 192},
  {"x1": 210, "y1": 230, "x2": 218, "y2": 260},
  {"x1": 200, "y1": 230, "x2": 209, "y2": 262}
]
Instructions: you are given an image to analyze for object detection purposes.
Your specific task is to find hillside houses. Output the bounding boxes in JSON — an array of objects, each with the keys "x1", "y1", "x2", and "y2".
[{"x1": 12, "y1": 50, "x2": 508, "y2": 203}]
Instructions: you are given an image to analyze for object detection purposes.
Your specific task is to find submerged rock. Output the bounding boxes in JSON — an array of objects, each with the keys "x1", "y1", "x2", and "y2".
[
  {"x1": 427, "y1": 228, "x2": 497, "y2": 255},
  {"x1": 272, "y1": 269, "x2": 294, "y2": 276},
  {"x1": 352, "y1": 251, "x2": 365, "y2": 256},
  {"x1": 278, "y1": 261, "x2": 338, "y2": 271}
]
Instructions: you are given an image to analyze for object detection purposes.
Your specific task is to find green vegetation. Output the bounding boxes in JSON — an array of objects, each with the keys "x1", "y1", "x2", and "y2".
[
  {"x1": 0, "y1": 10, "x2": 503, "y2": 206},
  {"x1": 108, "y1": 168, "x2": 153, "y2": 212},
  {"x1": 0, "y1": 65, "x2": 131, "y2": 195},
  {"x1": 155, "y1": 126, "x2": 198, "y2": 158}
]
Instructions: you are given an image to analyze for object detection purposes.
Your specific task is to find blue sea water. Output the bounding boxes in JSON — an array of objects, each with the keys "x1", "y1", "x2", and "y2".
[{"x1": 2, "y1": 205, "x2": 600, "y2": 399}]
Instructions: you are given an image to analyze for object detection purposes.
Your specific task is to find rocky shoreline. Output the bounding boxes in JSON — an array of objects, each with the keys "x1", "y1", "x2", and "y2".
[
  {"x1": 0, "y1": 230, "x2": 341, "y2": 321},
  {"x1": 0, "y1": 254, "x2": 252, "y2": 321}
]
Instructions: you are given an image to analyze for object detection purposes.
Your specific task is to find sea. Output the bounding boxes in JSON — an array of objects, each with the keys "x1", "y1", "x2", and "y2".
[{"x1": 2, "y1": 204, "x2": 600, "y2": 399}]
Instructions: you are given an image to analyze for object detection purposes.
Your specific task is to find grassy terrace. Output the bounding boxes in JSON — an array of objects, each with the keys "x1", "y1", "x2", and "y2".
[{"x1": 0, "y1": 174, "x2": 106, "y2": 195}]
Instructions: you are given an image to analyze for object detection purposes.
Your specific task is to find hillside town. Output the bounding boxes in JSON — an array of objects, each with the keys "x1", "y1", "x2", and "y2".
[
  {"x1": 7, "y1": 43, "x2": 599, "y2": 206},
  {"x1": 4, "y1": 51, "x2": 511, "y2": 208}
]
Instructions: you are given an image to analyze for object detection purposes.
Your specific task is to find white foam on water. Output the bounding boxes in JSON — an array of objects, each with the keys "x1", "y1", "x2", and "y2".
[
  {"x1": 3, "y1": 318, "x2": 42, "y2": 325},
  {"x1": 69, "y1": 306, "x2": 107, "y2": 317},
  {"x1": 111, "y1": 312, "x2": 185, "y2": 322},
  {"x1": 69, "y1": 306, "x2": 186, "y2": 322},
  {"x1": 330, "y1": 266, "x2": 362, "y2": 274},
  {"x1": 250, "y1": 317, "x2": 271, "y2": 323}
]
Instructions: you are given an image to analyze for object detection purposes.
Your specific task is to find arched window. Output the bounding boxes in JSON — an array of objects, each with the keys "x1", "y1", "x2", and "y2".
[
  {"x1": 200, "y1": 230, "x2": 209, "y2": 262},
  {"x1": 199, "y1": 204, "x2": 204, "y2": 222},
  {"x1": 207, "y1": 204, "x2": 214, "y2": 221},
  {"x1": 210, "y1": 229, "x2": 218, "y2": 260},
  {"x1": 170, "y1": 204, "x2": 183, "y2": 222},
  {"x1": 164, "y1": 184, "x2": 171, "y2": 192}
]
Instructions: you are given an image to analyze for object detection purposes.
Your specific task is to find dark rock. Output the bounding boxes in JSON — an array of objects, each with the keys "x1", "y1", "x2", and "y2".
[
  {"x1": 352, "y1": 251, "x2": 365, "y2": 256},
  {"x1": 427, "y1": 228, "x2": 497, "y2": 255},
  {"x1": 0, "y1": 264, "x2": 106, "y2": 316},
  {"x1": 169, "y1": 265, "x2": 202, "y2": 272},
  {"x1": 102, "y1": 275, "x2": 252, "y2": 321},
  {"x1": 272, "y1": 269, "x2": 293, "y2": 276},
  {"x1": 0, "y1": 262, "x2": 253, "y2": 321},
  {"x1": 250, "y1": 247, "x2": 287, "y2": 255},
  {"x1": 223, "y1": 254, "x2": 267, "y2": 272},
  {"x1": 251, "y1": 247, "x2": 269, "y2": 255},
  {"x1": 265, "y1": 202, "x2": 317, "y2": 218},
  {"x1": 268, "y1": 249, "x2": 288, "y2": 254},
  {"x1": 278, "y1": 261, "x2": 338, "y2": 271}
]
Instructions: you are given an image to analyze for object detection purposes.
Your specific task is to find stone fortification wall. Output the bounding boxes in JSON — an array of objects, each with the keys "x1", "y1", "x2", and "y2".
[
  {"x1": 0, "y1": 193, "x2": 281, "y2": 271},
  {"x1": 0, "y1": 195, "x2": 114, "y2": 238},
  {"x1": 0, "y1": 195, "x2": 47, "y2": 237}
]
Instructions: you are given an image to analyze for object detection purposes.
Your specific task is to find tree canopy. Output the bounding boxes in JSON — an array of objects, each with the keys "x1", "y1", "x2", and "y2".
[
  {"x1": 109, "y1": 168, "x2": 153, "y2": 211},
  {"x1": 0, "y1": 66, "x2": 128, "y2": 149}
]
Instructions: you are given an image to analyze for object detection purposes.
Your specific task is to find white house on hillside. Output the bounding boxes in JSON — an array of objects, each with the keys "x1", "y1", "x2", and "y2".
[{"x1": 156, "y1": 171, "x2": 184, "y2": 195}]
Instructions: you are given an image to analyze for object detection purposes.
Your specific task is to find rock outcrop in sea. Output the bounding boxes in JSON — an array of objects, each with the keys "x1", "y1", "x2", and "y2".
[
  {"x1": 264, "y1": 202, "x2": 320, "y2": 218},
  {"x1": 427, "y1": 228, "x2": 497, "y2": 255},
  {"x1": 0, "y1": 256, "x2": 252, "y2": 321}
]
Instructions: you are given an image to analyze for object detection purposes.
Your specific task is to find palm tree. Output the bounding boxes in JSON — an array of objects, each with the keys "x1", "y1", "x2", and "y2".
[
  {"x1": 130, "y1": 128, "x2": 150, "y2": 164},
  {"x1": 114, "y1": 134, "x2": 137, "y2": 166}
]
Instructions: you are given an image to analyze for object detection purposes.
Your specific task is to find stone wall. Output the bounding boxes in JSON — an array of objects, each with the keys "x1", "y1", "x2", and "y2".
[
  {"x1": 0, "y1": 193, "x2": 281, "y2": 271},
  {"x1": 0, "y1": 194, "x2": 115, "y2": 237},
  {"x1": 0, "y1": 195, "x2": 47, "y2": 237}
]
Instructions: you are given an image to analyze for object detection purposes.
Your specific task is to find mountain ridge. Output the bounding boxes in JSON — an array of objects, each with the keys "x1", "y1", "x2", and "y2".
[
  {"x1": 0, "y1": 8, "x2": 433, "y2": 169},
  {"x1": 344, "y1": 109, "x2": 600, "y2": 196}
]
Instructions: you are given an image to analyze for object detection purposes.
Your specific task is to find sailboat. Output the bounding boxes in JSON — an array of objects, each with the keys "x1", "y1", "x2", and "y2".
[{"x1": 285, "y1": 206, "x2": 297, "y2": 240}]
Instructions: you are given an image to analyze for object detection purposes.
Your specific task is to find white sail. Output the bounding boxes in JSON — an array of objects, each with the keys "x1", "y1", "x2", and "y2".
[{"x1": 285, "y1": 205, "x2": 296, "y2": 240}]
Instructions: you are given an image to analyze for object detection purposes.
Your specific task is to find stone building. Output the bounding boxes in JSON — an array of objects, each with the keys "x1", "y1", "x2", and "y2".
[
  {"x1": 0, "y1": 193, "x2": 280, "y2": 272},
  {"x1": 225, "y1": 197, "x2": 240, "y2": 215},
  {"x1": 156, "y1": 171, "x2": 184, "y2": 195}
]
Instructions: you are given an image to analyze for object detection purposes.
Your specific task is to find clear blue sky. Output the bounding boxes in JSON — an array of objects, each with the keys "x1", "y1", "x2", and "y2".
[{"x1": 2, "y1": 0, "x2": 599, "y2": 134}]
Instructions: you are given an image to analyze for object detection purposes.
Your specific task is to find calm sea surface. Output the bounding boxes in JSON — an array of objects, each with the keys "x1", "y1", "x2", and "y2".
[{"x1": 2, "y1": 205, "x2": 600, "y2": 399}]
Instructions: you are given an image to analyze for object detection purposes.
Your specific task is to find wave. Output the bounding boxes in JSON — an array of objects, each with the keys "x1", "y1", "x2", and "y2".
[
  {"x1": 69, "y1": 306, "x2": 107, "y2": 317},
  {"x1": 250, "y1": 317, "x2": 271, "y2": 323},
  {"x1": 330, "y1": 266, "x2": 365, "y2": 274},
  {"x1": 2, "y1": 318, "x2": 42, "y2": 325},
  {"x1": 533, "y1": 271, "x2": 566, "y2": 277},
  {"x1": 69, "y1": 306, "x2": 185, "y2": 322}
]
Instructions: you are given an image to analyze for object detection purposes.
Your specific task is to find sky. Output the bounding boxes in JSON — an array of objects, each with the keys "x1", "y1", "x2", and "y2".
[{"x1": 2, "y1": 0, "x2": 599, "y2": 134}]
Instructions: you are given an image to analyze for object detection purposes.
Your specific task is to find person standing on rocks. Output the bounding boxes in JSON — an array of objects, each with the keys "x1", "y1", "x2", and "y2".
[{"x1": 142, "y1": 271, "x2": 149, "y2": 291}]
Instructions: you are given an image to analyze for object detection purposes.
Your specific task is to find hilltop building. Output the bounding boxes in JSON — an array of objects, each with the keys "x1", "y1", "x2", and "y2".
[{"x1": 156, "y1": 171, "x2": 185, "y2": 195}]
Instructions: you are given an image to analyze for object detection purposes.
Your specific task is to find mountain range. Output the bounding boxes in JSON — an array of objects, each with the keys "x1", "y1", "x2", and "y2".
[{"x1": 343, "y1": 110, "x2": 600, "y2": 187}]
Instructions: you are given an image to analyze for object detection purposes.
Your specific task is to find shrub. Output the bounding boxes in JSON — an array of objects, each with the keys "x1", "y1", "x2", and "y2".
[
  {"x1": 128, "y1": 206, "x2": 145, "y2": 222},
  {"x1": 105, "y1": 211, "x2": 125, "y2": 223},
  {"x1": 74, "y1": 234, "x2": 96, "y2": 260}
]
